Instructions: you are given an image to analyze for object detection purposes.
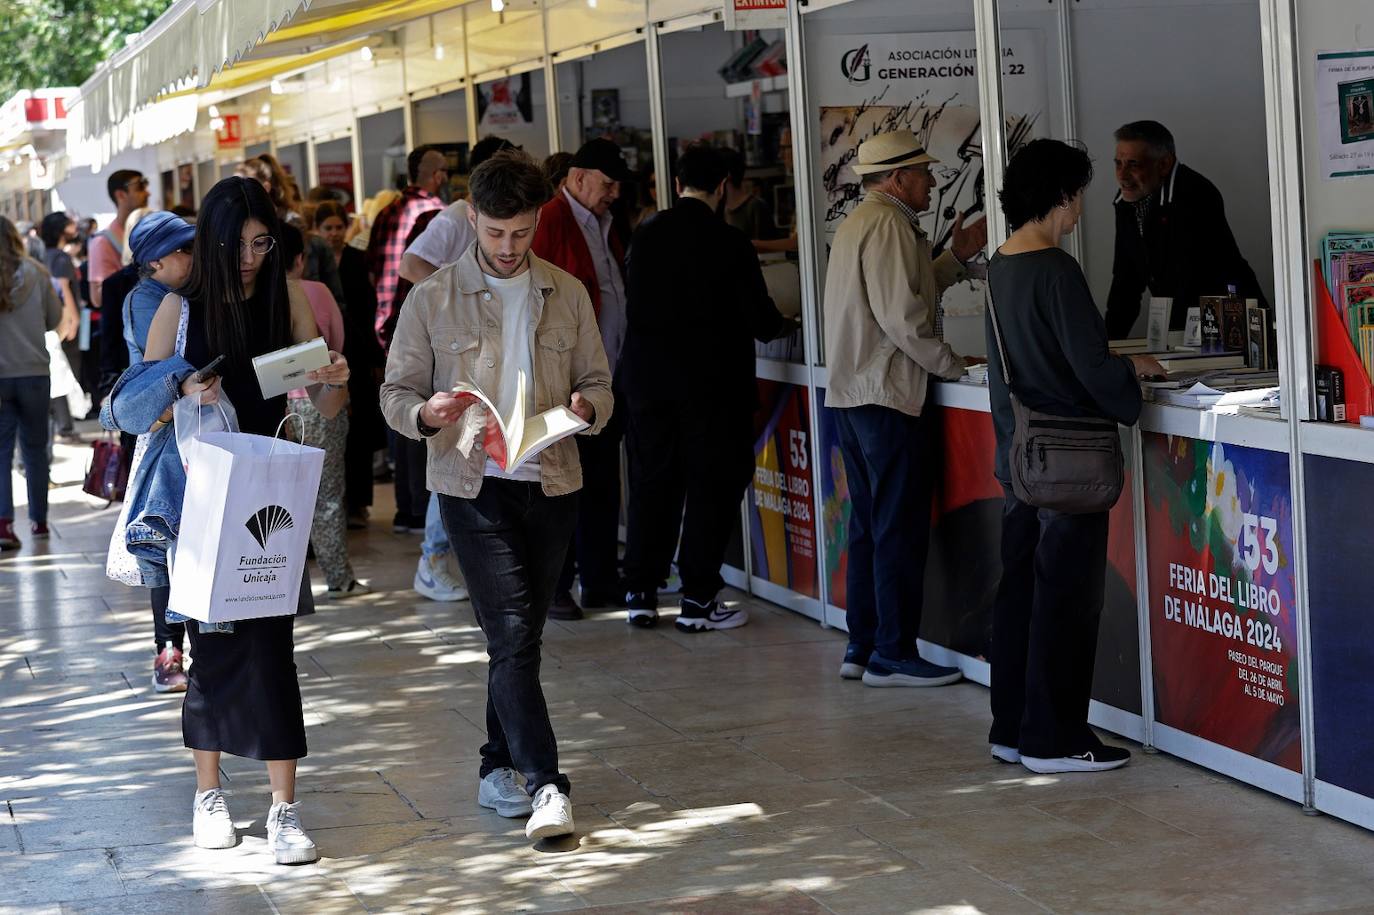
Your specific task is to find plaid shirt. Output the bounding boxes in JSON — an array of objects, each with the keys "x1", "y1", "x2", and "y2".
[{"x1": 365, "y1": 185, "x2": 444, "y2": 350}]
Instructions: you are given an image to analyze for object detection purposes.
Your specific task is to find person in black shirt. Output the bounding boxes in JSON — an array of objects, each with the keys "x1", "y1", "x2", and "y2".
[
  {"x1": 1104, "y1": 120, "x2": 1266, "y2": 338},
  {"x1": 618, "y1": 144, "x2": 787, "y2": 631},
  {"x1": 986, "y1": 139, "x2": 1163, "y2": 775}
]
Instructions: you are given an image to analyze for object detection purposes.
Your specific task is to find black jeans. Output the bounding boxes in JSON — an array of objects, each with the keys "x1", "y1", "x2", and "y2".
[
  {"x1": 832, "y1": 402, "x2": 936, "y2": 662},
  {"x1": 393, "y1": 432, "x2": 429, "y2": 523},
  {"x1": 988, "y1": 490, "x2": 1109, "y2": 759},
  {"x1": 150, "y1": 585, "x2": 185, "y2": 654},
  {"x1": 623, "y1": 400, "x2": 753, "y2": 603},
  {"x1": 440, "y1": 481, "x2": 578, "y2": 796},
  {"x1": 556, "y1": 411, "x2": 623, "y2": 598}
]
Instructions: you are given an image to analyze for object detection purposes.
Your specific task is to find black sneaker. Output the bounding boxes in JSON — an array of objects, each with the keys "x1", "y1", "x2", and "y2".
[
  {"x1": 548, "y1": 592, "x2": 584, "y2": 621},
  {"x1": 625, "y1": 591, "x2": 659, "y2": 628},
  {"x1": 1020, "y1": 745, "x2": 1131, "y2": 774},
  {"x1": 674, "y1": 597, "x2": 748, "y2": 633}
]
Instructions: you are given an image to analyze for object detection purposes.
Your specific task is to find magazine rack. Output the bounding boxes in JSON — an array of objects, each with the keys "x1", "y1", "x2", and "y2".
[{"x1": 1314, "y1": 260, "x2": 1374, "y2": 422}]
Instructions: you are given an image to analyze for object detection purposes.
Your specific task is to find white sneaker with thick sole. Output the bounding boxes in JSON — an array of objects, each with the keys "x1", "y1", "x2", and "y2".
[
  {"x1": 414, "y1": 553, "x2": 469, "y2": 602},
  {"x1": 1020, "y1": 746, "x2": 1131, "y2": 774},
  {"x1": 478, "y1": 768, "x2": 533, "y2": 818},
  {"x1": 192, "y1": 788, "x2": 237, "y2": 849},
  {"x1": 267, "y1": 801, "x2": 319, "y2": 864},
  {"x1": 991, "y1": 744, "x2": 1021, "y2": 764},
  {"x1": 525, "y1": 784, "x2": 575, "y2": 840}
]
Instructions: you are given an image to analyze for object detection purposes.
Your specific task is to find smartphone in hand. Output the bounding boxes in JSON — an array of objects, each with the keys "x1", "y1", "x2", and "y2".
[{"x1": 193, "y1": 355, "x2": 225, "y2": 385}]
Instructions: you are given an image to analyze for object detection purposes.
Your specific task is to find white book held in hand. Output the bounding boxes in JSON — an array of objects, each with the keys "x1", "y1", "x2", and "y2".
[
  {"x1": 251, "y1": 336, "x2": 332, "y2": 399},
  {"x1": 453, "y1": 371, "x2": 588, "y2": 473}
]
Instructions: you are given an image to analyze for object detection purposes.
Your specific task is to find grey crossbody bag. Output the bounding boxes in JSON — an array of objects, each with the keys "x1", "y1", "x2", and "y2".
[{"x1": 986, "y1": 285, "x2": 1125, "y2": 514}]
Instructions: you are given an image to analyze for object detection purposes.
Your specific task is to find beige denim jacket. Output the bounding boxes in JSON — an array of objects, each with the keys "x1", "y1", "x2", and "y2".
[
  {"x1": 380, "y1": 246, "x2": 614, "y2": 498},
  {"x1": 822, "y1": 192, "x2": 967, "y2": 417}
]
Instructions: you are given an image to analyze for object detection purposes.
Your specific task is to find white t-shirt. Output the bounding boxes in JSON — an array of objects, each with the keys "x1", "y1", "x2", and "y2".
[
  {"x1": 405, "y1": 200, "x2": 477, "y2": 269},
  {"x1": 482, "y1": 269, "x2": 541, "y2": 483}
]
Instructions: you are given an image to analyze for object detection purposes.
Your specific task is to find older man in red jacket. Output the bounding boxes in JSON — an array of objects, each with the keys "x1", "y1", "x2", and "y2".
[{"x1": 533, "y1": 138, "x2": 634, "y2": 620}]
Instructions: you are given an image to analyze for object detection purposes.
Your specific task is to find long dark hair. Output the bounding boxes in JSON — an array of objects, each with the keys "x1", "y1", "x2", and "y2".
[
  {"x1": 180, "y1": 176, "x2": 292, "y2": 363},
  {"x1": 0, "y1": 215, "x2": 23, "y2": 313}
]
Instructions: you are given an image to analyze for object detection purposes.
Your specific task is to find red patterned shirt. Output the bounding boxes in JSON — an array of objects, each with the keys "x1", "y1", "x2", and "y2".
[{"x1": 365, "y1": 185, "x2": 443, "y2": 351}]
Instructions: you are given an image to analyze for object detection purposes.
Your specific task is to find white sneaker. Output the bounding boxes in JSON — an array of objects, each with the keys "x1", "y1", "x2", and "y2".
[
  {"x1": 525, "y1": 784, "x2": 574, "y2": 840},
  {"x1": 414, "y1": 553, "x2": 469, "y2": 602},
  {"x1": 326, "y1": 579, "x2": 371, "y2": 600},
  {"x1": 991, "y1": 744, "x2": 1021, "y2": 764},
  {"x1": 266, "y1": 800, "x2": 318, "y2": 864},
  {"x1": 478, "y1": 768, "x2": 533, "y2": 818},
  {"x1": 192, "y1": 788, "x2": 236, "y2": 849}
]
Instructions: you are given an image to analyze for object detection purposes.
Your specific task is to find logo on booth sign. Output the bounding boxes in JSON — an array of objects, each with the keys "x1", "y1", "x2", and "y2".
[
  {"x1": 841, "y1": 45, "x2": 872, "y2": 84},
  {"x1": 245, "y1": 505, "x2": 295, "y2": 550}
]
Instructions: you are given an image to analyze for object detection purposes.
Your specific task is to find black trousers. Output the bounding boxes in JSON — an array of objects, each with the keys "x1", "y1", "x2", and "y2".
[
  {"x1": 556, "y1": 411, "x2": 623, "y2": 598},
  {"x1": 988, "y1": 490, "x2": 1110, "y2": 759},
  {"x1": 832, "y1": 402, "x2": 936, "y2": 662},
  {"x1": 150, "y1": 585, "x2": 184, "y2": 654},
  {"x1": 441, "y1": 482, "x2": 577, "y2": 796},
  {"x1": 345, "y1": 378, "x2": 383, "y2": 513},
  {"x1": 393, "y1": 431, "x2": 430, "y2": 523},
  {"x1": 622, "y1": 400, "x2": 753, "y2": 603}
]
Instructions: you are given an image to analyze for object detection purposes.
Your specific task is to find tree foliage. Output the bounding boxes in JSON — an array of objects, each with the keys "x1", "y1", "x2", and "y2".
[{"x1": 0, "y1": 0, "x2": 167, "y2": 100}]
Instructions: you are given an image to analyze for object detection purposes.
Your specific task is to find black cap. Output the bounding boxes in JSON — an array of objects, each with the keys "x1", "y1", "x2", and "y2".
[{"x1": 571, "y1": 138, "x2": 634, "y2": 182}]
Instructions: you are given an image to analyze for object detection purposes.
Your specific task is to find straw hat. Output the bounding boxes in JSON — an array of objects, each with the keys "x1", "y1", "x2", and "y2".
[{"x1": 851, "y1": 130, "x2": 939, "y2": 176}]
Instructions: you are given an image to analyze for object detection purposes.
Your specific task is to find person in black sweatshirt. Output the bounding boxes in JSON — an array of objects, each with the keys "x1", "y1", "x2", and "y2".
[
  {"x1": 618, "y1": 144, "x2": 787, "y2": 631},
  {"x1": 985, "y1": 139, "x2": 1163, "y2": 776},
  {"x1": 1104, "y1": 120, "x2": 1266, "y2": 338}
]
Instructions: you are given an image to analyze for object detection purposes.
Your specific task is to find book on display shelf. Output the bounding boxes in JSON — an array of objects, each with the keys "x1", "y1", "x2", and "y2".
[{"x1": 1316, "y1": 365, "x2": 1348, "y2": 423}]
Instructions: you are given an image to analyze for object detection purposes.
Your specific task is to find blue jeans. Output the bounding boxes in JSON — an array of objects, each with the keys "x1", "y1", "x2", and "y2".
[
  {"x1": 421, "y1": 491, "x2": 449, "y2": 561},
  {"x1": 439, "y1": 481, "x2": 578, "y2": 796},
  {"x1": 0, "y1": 376, "x2": 52, "y2": 524},
  {"x1": 832, "y1": 402, "x2": 935, "y2": 662}
]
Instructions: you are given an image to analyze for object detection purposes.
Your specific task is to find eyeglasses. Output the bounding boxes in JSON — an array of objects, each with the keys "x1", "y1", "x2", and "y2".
[
  {"x1": 125, "y1": 178, "x2": 149, "y2": 191},
  {"x1": 218, "y1": 235, "x2": 276, "y2": 256}
]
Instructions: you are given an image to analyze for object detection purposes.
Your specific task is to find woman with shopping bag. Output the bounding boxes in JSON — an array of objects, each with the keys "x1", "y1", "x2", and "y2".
[{"x1": 103, "y1": 176, "x2": 349, "y2": 865}]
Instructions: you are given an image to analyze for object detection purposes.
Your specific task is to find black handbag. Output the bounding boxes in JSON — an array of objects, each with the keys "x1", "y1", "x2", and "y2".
[{"x1": 986, "y1": 286, "x2": 1125, "y2": 514}]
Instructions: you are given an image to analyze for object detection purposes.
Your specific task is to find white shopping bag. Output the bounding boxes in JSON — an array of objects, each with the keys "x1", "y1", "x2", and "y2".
[{"x1": 169, "y1": 415, "x2": 324, "y2": 623}]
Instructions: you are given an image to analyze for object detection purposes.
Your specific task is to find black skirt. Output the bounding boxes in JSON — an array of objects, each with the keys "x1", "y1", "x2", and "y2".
[{"x1": 182, "y1": 597, "x2": 309, "y2": 760}]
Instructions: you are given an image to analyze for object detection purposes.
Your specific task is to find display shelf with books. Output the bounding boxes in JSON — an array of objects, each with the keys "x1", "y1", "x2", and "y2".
[{"x1": 1313, "y1": 250, "x2": 1374, "y2": 424}]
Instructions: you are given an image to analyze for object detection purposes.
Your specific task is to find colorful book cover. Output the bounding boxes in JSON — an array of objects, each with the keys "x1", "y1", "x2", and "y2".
[
  {"x1": 1339, "y1": 78, "x2": 1374, "y2": 145},
  {"x1": 1222, "y1": 296, "x2": 1248, "y2": 352}
]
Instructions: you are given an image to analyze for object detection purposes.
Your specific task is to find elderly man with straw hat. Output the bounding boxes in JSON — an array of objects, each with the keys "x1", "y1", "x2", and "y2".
[{"x1": 823, "y1": 128, "x2": 987, "y2": 689}]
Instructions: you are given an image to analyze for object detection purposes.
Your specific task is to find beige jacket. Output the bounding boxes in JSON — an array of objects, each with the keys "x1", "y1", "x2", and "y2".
[
  {"x1": 380, "y1": 246, "x2": 614, "y2": 498},
  {"x1": 823, "y1": 192, "x2": 967, "y2": 416}
]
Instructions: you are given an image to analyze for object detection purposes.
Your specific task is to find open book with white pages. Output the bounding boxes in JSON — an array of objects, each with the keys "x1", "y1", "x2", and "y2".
[{"x1": 451, "y1": 372, "x2": 588, "y2": 473}]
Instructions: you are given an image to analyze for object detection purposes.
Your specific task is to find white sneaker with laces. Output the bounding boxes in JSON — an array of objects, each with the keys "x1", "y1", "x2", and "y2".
[
  {"x1": 525, "y1": 784, "x2": 574, "y2": 840},
  {"x1": 478, "y1": 767, "x2": 533, "y2": 817},
  {"x1": 192, "y1": 788, "x2": 236, "y2": 849},
  {"x1": 267, "y1": 800, "x2": 318, "y2": 864},
  {"x1": 991, "y1": 744, "x2": 1021, "y2": 764},
  {"x1": 414, "y1": 553, "x2": 469, "y2": 602}
]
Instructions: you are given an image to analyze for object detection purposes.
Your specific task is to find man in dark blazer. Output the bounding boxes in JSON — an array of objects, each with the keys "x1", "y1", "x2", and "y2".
[{"x1": 1104, "y1": 120, "x2": 1266, "y2": 338}]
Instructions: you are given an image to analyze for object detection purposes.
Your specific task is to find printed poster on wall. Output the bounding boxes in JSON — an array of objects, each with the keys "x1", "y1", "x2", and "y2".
[
  {"x1": 1315, "y1": 49, "x2": 1374, "y2": 180},
  {"x1": 1143, "y1": 433, "x2": 1300, "y2": 771},
  {"x1": 809, "y1": 30, "x2": 1049, "y2": 319},
  {"x1": 750, "y1": 381, "x2": 818, "y2": 598}
]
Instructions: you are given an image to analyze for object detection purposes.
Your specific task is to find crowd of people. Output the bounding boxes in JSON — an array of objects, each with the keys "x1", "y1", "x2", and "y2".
[{"x1": 0, "y1": 117, "x2": 1240, "y2": 862}]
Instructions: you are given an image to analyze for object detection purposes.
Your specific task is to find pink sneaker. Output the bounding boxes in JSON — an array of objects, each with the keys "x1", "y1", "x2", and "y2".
[{"x1": 153, "y1": 642, "x2": 189, "y2": 693}]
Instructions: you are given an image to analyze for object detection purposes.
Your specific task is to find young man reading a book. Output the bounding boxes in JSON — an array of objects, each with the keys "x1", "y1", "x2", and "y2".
[{"x1": 380, "y1": 151, "x2": 614, "y2": 842}]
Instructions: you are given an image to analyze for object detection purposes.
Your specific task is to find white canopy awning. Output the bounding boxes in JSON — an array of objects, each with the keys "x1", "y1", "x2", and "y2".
[{"x1": 70, "y1": 0, "x2": 313, "y2": 154}]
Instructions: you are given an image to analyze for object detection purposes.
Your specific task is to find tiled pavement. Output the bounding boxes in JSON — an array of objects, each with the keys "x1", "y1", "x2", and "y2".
[{"x1": 4, "y1": 433, "x2": 1374, "y2": 913}]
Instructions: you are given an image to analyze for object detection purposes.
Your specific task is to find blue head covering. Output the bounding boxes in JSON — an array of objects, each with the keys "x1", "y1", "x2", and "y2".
[{"x1": 128, "y1": 211, "x2": 196, "y2": 265}]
